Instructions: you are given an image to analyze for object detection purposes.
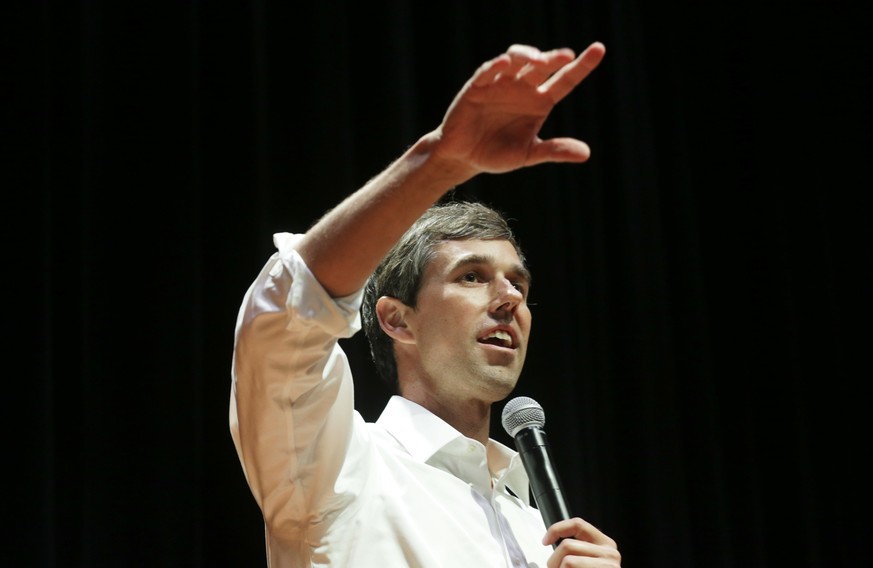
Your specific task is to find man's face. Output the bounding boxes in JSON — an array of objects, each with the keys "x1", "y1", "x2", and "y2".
[{"x1": 403, "y1": 238, "x2": 532, "y2": 405}]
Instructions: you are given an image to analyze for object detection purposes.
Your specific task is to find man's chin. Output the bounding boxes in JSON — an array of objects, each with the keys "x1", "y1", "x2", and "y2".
[{"x1": 477, "y1": 368, "x2": 521, "y2": 399}]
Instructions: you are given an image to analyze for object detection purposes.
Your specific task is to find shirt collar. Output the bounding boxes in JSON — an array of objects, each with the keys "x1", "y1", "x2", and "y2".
[
  {"x1": 376, "y1": 396, "x2": 464, "y2": 461},
  {"x1": 376, "y1": 395, "x2": 531, "y2": 505}
]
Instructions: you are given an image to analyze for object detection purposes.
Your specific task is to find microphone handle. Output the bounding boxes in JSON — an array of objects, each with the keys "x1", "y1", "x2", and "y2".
[{"x1": 515, "y1": 426, "x2": 572, "y2": 533}]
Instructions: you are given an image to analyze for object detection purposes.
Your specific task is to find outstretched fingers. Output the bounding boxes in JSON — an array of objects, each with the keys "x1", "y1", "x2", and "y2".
[
  {"x1": 469, "y1": 42, "x2": 604, "y2": 97},
  {"x1": 540, "y1": 41, "x2": 606, "y2": 103},
  {"x1": 470, "y1": 53, "x2": 513, "y2": 87},
  {"x1": 437, "y1": 41, "x2": 605, "y2": 174},
  {"x1": 506, "y1": 45, "x2": 576, "y2": 86}
]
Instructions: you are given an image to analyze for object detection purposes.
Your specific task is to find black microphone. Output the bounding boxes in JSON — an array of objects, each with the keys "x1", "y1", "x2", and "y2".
[{"x1": 501, "y1": 396, "x2": 571, "y2": 545}]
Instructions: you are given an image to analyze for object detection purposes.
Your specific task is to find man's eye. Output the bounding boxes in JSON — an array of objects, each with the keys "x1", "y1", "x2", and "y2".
[{"x1": 462, "y1": 272, "x2": 480, "y2": 283}]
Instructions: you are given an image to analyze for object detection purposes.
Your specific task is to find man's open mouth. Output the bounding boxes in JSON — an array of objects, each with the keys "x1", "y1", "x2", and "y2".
[{"x1": 478, "y1": 329, "x2": 515, "y2": 349}]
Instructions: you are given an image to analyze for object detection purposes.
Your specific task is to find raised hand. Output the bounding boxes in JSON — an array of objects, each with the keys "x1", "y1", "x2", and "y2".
[
  {"x1": 432, "y1": 42, "x2": 606, "y2": 180},
  {"x1": 296, "y1": 42, "x2": 606, "y2": 298}
]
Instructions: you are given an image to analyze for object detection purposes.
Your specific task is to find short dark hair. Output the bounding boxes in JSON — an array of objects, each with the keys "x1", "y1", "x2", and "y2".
[{"x1": 361, "y1": 200, "x2": 526, "y2": 390}]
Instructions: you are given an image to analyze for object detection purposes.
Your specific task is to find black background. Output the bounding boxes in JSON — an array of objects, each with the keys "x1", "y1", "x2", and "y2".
[{"x1": 6, "y1": 1, "x2": 872, "y2": 566}]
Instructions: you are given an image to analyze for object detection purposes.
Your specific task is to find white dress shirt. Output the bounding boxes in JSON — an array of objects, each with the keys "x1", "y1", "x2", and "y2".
[{"x1": 230, "y1": 232, "x2": 552, "y2": 567}]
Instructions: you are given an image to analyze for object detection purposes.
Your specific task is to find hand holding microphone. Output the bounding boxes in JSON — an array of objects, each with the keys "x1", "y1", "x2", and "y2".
[{"x1": 502, "y1": 396, "x2": 622, "y2": 566}]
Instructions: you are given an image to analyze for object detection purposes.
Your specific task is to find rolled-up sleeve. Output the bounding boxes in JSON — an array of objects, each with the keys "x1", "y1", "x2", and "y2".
[{"x1": 229, "y1": 232, "x2": 365, "y2": 541}]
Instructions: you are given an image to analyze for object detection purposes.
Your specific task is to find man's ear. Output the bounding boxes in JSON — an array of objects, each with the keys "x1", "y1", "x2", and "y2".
[{"x1": 375, "y1": 296, "x2": 415, "y2": 344}]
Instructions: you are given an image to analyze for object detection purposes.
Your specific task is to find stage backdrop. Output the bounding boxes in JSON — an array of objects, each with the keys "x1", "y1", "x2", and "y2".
[{"x1": 8, "y1": 1, "x2": 871, "y2": 566}]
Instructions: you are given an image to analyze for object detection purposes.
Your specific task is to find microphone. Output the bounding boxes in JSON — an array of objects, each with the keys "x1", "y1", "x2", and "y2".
[{"x1": 501, "y1": 396, "x2": 571, "y2": 543}]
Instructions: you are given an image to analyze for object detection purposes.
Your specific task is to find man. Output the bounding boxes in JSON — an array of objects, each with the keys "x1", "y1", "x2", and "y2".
[{"x1": 230, "y1": 41, "x2": 621, "y2": 567}]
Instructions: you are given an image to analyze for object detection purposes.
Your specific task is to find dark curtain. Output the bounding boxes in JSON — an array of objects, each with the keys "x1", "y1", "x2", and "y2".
[{"x1": 8, "y1": 0, "x2": 871, "y2": 566}]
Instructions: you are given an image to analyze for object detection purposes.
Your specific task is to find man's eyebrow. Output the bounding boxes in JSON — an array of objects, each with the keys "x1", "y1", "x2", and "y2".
[{"x1": 449, "y1": 254, "x2": 532, "y2": 285}]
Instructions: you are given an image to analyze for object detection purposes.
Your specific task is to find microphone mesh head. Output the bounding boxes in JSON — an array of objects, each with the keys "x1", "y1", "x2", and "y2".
[{"x1": 501, "y1": 396, "x2": 545, "y2": 438}]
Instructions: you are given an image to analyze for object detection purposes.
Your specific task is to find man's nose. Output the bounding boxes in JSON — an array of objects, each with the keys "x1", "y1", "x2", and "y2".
[{"x1": 491, "y1": 277, "x2": 523, "y2": 313}]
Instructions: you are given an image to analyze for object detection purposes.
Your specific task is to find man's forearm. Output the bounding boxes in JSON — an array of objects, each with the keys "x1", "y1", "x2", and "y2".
[{"x1": 296, "y1": 131, "x2": 474, "y2": 298}]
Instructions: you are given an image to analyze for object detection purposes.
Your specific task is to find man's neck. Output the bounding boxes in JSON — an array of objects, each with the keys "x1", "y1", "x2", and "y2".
[{"x1": 400, "y1": 389, "x2": 492, "y2": 445}]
